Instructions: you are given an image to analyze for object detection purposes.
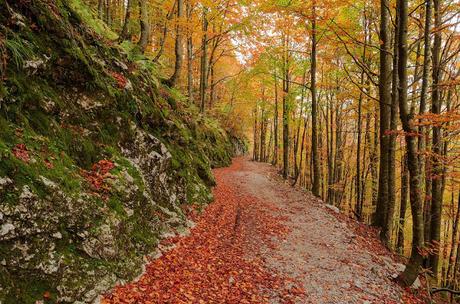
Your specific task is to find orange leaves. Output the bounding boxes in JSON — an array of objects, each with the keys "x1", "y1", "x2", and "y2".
[
  {"x1": 103, "y1": 158, "x2": 304, "y2": 304},
  {"x1": 109, "y1": 71, "x2": 128, "y2": 89},
  {"x1": 44, "y1": 159, "x2": 54, "y2": 169},
  {"x1": 81, "y1": 159, "x2": 115, "y2": 192},
  {"x1": 43, "y1": 291, "x2": 51, "y2": 300},
  {"x1": 12, "y1": 143, "x2": 30, "y2": 162}
]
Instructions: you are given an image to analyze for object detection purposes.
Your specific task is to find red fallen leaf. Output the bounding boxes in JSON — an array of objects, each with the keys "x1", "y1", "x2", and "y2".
[
  {"x1": 44, "y1": 159, "x2": 54, "y2": 169},
  {"x1": 81, "y1": 159, "x2": 116, "y2": 192},
  {"x1": 12, "y1": 143, "x2": 30, "y2": 163},
  {"x1": 109, "y1": 71, "x2": 128, "y2": 89},
  {"x1": 43, "y1": 291, "x2": 51, "y2": 299}
]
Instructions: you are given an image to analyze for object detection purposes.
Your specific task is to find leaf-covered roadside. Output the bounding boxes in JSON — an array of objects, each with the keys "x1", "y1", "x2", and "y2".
[{"x1": 102, "y1": 158, "x2": 305, "y2": 304}]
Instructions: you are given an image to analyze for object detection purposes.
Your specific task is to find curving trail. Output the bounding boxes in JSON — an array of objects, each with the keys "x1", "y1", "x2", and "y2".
[{"x1": 103, "y1": 157, "x2": 424, "y2": 304}]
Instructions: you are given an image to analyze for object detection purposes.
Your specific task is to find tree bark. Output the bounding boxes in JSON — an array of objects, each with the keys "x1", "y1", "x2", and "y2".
[
  {"x1": 168, "y1": 0, "x2": 184, "y2": 87},
  {"x1": 105, "y1": 0, "x2": 111, "y2": 26},
  {"x1": 282, "y1": 33, "x2": 290, "y2": 179},
  {"x1": 396, "y1": 0, "x2": 424, "y2": 286},
  {"x1": 199, "y1": 6, "x2": 208, "y2": 113},
  {"x1": 374, "y1": 0, "x2": 392, "y2": 229},
  {"x1": 186, "y1": 0, "x2": 193, "y2": 100},
  {"x1": 273, "y1": 70, "x2": 279, "y2": 166},
  {"x1": 98, "y1": 0, "x2": 104, "y2": 19},
  {"x1": 447, "y1": 192, "x2": 460, "y2": 286},
  {"x1": 397, "y1": 153, "x2": 409, "y2": 255},
  {"x1": 119, "y1": 0, "x2": 134, "y2": 42},
  {"x1": 311, "y1": 2, "x2": 321, "y2": 197},
  {"x1": 428, "y1": 0, "x2": 443, "y2": 275},
  {"x1": 384, "y1": 20, "x2": 399, "y2": 246},
  {"x1": 138, "y1": 0, "x2": 150, "y2": 53}
]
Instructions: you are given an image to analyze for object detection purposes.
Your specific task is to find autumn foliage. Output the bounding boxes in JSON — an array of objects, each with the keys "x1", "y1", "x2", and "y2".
[
  {"x1": 12, "y1": 143, "x2": 30, "y2": 163},
  {"x1": 81, "y1": 159, "x2": 115, "y2": 192}
]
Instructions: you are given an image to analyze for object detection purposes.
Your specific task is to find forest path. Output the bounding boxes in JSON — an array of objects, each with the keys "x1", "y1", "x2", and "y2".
[{"x1": 103, "y1": 157, "x2": 414, "y2": 304}]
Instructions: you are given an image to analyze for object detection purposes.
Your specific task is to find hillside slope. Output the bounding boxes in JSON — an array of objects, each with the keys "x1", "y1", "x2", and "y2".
[{"x1": 0, "y1": 0, "x2": 245, "y2": 303}]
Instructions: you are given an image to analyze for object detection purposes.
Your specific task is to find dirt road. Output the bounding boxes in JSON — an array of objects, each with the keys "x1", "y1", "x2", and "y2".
[{"x1": 103, "y1": 157, "x2": 420, "y2": 304}]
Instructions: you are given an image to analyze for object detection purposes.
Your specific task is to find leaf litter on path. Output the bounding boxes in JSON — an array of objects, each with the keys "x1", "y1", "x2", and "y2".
[{"x1": 103, "y1": 158, "x2": 305, "y2": 304}]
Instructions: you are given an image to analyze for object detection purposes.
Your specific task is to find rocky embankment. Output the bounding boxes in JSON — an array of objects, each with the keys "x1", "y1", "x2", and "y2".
[{"x1": 0, "y1": 1, "x2": 245, "y2": 302}]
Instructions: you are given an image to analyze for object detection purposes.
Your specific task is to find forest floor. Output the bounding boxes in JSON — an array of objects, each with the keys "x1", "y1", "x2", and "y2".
[{"x1": 102, "y1": 157, "x2": 428, "y2": 304}]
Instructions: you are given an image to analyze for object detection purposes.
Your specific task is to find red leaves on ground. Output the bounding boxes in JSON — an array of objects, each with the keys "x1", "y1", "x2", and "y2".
[
  {"x1": 81, "y1": 159, "x2": 115, "y2": 192},
  {"x1": 110, "y1": 71, "x2": 128, "y2": 89},
  {"x1": 12, "y1": 143, "x2": 30, "y2": 162},
  {"x1": 43, "y1": 291, "x2": 51, "y2": 300},
  {"x1": 44, "y1": 159, "x2": 54, "y2": 169},
  {"x1": 103, "y1": 158, "x2": 304, "y2": 304}
]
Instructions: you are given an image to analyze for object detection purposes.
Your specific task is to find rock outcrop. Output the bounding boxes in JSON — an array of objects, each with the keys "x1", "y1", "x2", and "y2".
[{"x1": 0, "y1": 0, "x2": 246, "y2": 302}]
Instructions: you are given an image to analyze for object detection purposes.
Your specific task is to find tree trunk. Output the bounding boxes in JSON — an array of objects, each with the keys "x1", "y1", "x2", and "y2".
[
  {"x1": 293, "y1": 120, "x2": 307, "y2": 186},
  {"x1": 168, "y1": 0, "x2": 184, "y2": 87},
  {"x1": 397, "y1": 153, "x2": 409, "y2": 255},
  {"x1": 105, "y1": 0, "x2": 111, "y2": 26},
  {"x1": 374, "y1": 0, "x2": 392, "y2": 229},
  {"x1": 138, "y1": 0, "x2": 150, "y2": 53},
  {"x1": 294, "y1": 69, "x2": 307, "y2": 180},
  {"x1": 417, "y1": 0, "x2": 431, "y2": 178},
  {"x1": 447, "y1": 192, "x2": 460, "y2": 286},
  {"x1": 370, "y1": 112, "x2": 379, "y2": 218},
  {"x1": 356, "y1": 74, "x2": 364, "y2": 218},
  {"x1": 185, "y1": 1, "x2": 193, "y2": 100},
  {"x1": 396, "y1": 0, "x2": 424, "y2": 286},
  {"x1": 428, "y1": 0, "x2": 443, "y2": 276},
  {"x1": 273, "y1": 70, "x2": 279, "y2": 166},
  {"x1": 282, "y1": 34, "x2": 290, "y2": 179},
  {"x1": 385, "y1": 20, "x2": 399, "y2": 246},
  {"x1": 311, "y1": 3, "x2": 321, "y2": 197},
  {"x1": 253, "y1": 106, "x2": 259, "y2": 161},
  {"x1": 119, "y1": 0, "x2": 133, "y2": 41},
  {"x1": 199, "y1": 6, "x2": 208, "y2": 113},
  {"x1": 98, "y1": 0, "x2": 105, "y2": 19}
]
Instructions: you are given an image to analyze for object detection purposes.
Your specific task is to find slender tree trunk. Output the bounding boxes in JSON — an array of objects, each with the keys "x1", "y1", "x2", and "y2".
[
  {"x1": 356, "y1": 74, "x2": 364, "y2": 218},
  {"x1": 396, "y1": 0, "x2": 424, "y2": 286},
  {"x1": 374, "y1": 0, "x2": 392, "y2": 229},
  {"x1": 294, "y1": 120, "x2": 307, "y2": 186},
  {"x1": 282, "y1": 34, "x2": 290, "y2": 179},
  {"x1": 105, "y1": 0, "x2": 111, "y2": 26},
  {"x1": 428, "y1": 0, "x2": 443, "y2": 275},
  {"x1": 253, "y1": 106, "x2": 259, "y2": 161},
  {"x1": 98, "y1": 0, "x2": 105, "y2": 19},
  {"x1": 199, "y1": 6, "x2": 208, "y2": 113},
  {"x1": 311, "y1": 3, "x2": 321, "y2": 196},
  {"x1": 418, "y1": 0, "x2": 432, "y2": 254},
  {"x1": 119, "y1": 0, "x2": 133, "y2": 41},
  {"x1": 185, "y1": 1, "x2": 193, "y2": 100},
  {"x1": 273, "y1": 71, "x2": 279, "y2": 166},
  {"x1": 138, "y1": 0, "x2": 150, "y2": 53},
  {"x1": 363, "y1": 112, "x2": 372, "y2": 221},
  {"x1": 447, "y1": 192, "x2": 460, "y2": 286},
  {"x1": 417, "y1": 0, "x2": 432, "y2": 177},
  {"x1": 371, "y1": 112, "x2": 379, "y2": 217},
  {"x1": 260, "y1": 89, "x2": 267, "y2": 162},
  {"x1": 327, "y1": 94, "x2": 335, "y2": 205},
  {"x1": 333, "y1": 105, "x2": 344, "y2": 207},
  {"x1": 385, "y1": 21, "x2": 399, "y2": 246},
  {"x1": 398, "y1": 153, "x2": 409, "y2": 255},
  {"x1": 294, "y1": 70, "x2": 307, "y2": 180},
  {"x1": 168, "y1": 0, "x2": 184, "y2": 87}
]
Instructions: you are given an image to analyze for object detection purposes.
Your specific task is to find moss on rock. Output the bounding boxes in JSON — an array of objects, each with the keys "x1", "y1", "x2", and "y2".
[{"x1": 0, "y1": 0, "x2": 245, "y2": 303}]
